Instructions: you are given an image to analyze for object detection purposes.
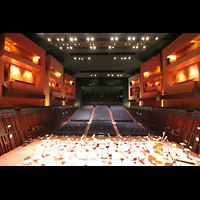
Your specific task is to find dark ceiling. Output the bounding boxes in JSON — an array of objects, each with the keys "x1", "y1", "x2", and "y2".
[{"x1": 22, "y1": 33, "x2": 182, "y2": 78}]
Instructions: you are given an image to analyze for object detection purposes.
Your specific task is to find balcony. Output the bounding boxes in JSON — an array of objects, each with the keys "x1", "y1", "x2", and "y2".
[
  {"x1": 165, "y1": 78, "x2": 200, "y2": 94},
  {"x1": 3, "y1": 80, "x2": 44, "y2": 99}
]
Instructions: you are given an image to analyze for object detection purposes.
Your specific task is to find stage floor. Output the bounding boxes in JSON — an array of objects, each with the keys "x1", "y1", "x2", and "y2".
[{"x1": 0, "y1": 134, "x2": 200, "y2": 166}]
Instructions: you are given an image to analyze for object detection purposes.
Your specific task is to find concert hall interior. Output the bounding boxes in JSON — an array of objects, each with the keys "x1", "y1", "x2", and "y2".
[{"x1": 1, "y1": 33, "x2": 200, "y2": 166}]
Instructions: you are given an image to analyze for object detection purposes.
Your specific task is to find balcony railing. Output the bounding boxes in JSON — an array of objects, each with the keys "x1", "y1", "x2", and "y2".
[
  {"x1": 168, "y1": 46, "x2": 200, "y2": 65},
  {"x1": 4, "y1": 49, "x2": 40, "y2": 65},
  {"x1": 168, "y1": 78, "x2": 200, "y2": 87}
]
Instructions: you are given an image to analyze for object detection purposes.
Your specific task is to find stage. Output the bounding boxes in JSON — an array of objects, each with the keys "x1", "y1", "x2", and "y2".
[{"x1": 0, "y1": 134, "x2": 200, "y2": 166}]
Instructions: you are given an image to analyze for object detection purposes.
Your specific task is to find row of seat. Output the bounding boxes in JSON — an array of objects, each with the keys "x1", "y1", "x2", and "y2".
[
  {"x1": 70, "y1": 105, "x2": 94, "y2": 121},
  {"x1": 110, "y1": 105, "x2": 133, "y2": 122},
  {"x1": 93, "y1": 105, "x2": 111, "y2": 121}
]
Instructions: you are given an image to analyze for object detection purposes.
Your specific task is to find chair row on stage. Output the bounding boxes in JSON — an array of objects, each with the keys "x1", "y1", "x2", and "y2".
[{"x1": 126, "y1": 106, "x2": 200, "y2": 154}]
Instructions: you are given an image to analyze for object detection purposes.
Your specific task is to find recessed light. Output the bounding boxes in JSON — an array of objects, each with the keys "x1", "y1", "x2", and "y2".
[
  {"x1": 87, "y1": 37, "x2": 90, "y2": 41},
  {"x1": 111, "y1": 37, "x2": 114, "y2": 41},
  {"x1": 74, "y1": 38, "x2": 77, "y2": 41},
  {"x1": 143, "y1": 46, "x2": 146, "y2": 48},
  {"x1": 132, "y1": 37, "x2": 135, "y2": 40},
  {"x1": 146, "y1": 37, "x2": 149, "y2": 40},
  {"x1": 48, "y1": 38, "x2": 51, "y2": 41},
  {"x1": 60, "y1": 47, "x2": 62, "y2": 49},
  {"x1": 74, "y1": 57, "x2": 76, "y2": 60},
  {"x1": 128, "y1": 37, "x2": 131, "y2": 40},
  {"x1": 61, "y1": 38, "x2": 64, "y2": 41},
  {"x1": 108, "y1": 74, "x2": 110, "y2": 76},
  {"x1": 155, "y1": 37, "x2": 159, "y2": 40},
  {"x1": 70, "y1": 37, "x2": 73, "y2": 41},
  {"x1": 115, "y1": 37, "x2": 118, "y2": 41},
  {"x1": 141, "y1": 37, "x2": 145, "y2": 40},
  {"x1": 91, "y1": 37, "x2": 94, "y2": 41},
  {"x1": 57, "y1": 38, "x2": 60, "y2": 41}
]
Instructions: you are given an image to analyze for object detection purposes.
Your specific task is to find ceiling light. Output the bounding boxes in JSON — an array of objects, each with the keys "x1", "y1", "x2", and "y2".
[
  {"x1": 121, "y1": 57, "x2": 123, "y2": 60},
  {"x1": 136, "y1": 46, "x2": 139, "y2": 49},
  {"x1": 143, "y1": 46, "x2": 146, "y2": 48},
  {"x1": 48, "y1": 38, "x2": 51, "y2": 41},
  {"x1": 111, "y1": 74, "x2": 114, "y2": 76},
  {"x1": 60, "y1": 47, "x2": 62, "y2": 49},
  {"x1": 124, "y1": 57, "x2": 126, "y2": 59},
  {"x1": 133, "y1": 46, "x2": 135, "y2": 48},
  {"x1": 115, "y1": 37, "x2": 118, "y2": 41},
  {"x1": 93, "y1": 46, "x2": 96, "y2": 49},
  {"x1": 132, "y1": 37, "x2": 135, "y2": 40},
  {"x1": 74, "y1": 57, "x2": 76, "y2": 60},
  {"x1": 111, "y1": 37, "x2": 114, "y2": 41},
  {"x1": 141, "y1": 37, "x2": 145, "y2": 40},
  {"x1": 108, "y1": 74, "x2": 110, "y2": 76},
  {"x1": 67, "y1": 47, "x2": 69, "y2": 49},
  {"x1": 70, "y1": 46, "x2": 72, "y2": 49},
  {"x1": 109, "y1": 46, "x2": 111, "y2": 49},
  {"x1": 74, "y1": 38, "x2": 77, "y2": 41},
  {"x1": 91, "y1": 74, "x2": 93, "y2": 76},
  {"x1": 114, "y1": 57, "x2": 116, "y2": 59},
  {"x1": 87, "y1": 37, "x2": 90, "y2": 41},
  {"x1": 91, "y1": 37, "x2": 94, "y2": 41},
  {"x1": 120, "y1": 74, "x2": 122, "y2": 76},
  {"x1": 128, "y1": 37, "x2": 131, "y2": 40},
  {"x1": 57, "y1": 38, "x2": 60, "y2": 41},
  {"x1": 128, "y1": 57, "x2": 131, "y2": 59},
  {"x1": 70, "y1": 38, "x2": 73, "y2": 41},
  {"x1": 146, "y1": 37, "x2": 149, "y2": 40},
  {"x1": 94, "y1": 74, "x2": 96, "y2": 76},
  {"x1": 61, "y1": 38, "x2": 64, "y2": 41},
  {"x1": 88, "y1": 57, "x2": 91, "y2": 60},
  {"x1": 90, "y1": 46, "x2": 93, "y2": 49},
  {"x1": 117, "y1": 74, "x2": 119, "y2": 76},
  {"x1": 155, "y1": 37, "x2": 159, "y2": 40},
  {"x1": 112, "y1": 46, "x2": 114, "y2": 48}
]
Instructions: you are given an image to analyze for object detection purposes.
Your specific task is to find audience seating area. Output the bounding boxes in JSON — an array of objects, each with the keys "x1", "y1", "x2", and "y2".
[
  {"x1": 54, "y1": 121, "x2": 88, "y2": 136},
  {"x1": 117, "y1": 122, "x2": 150, "y2": 136},
  {"x1": 93, "y1": 105, "x2": 111, "y2": 121},
  {"x1": 87, "y1": 121, "x2": 116, "y2": 136},
  {"x1": 110, "y1": 105, "x2": 133, "y2": 122},
  {"x1": 70, "y1": 105, "x2": 93, "y2": 121}
]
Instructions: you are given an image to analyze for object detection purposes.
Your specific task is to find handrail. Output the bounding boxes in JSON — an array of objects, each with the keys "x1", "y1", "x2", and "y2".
[
  {"x1": 168, "y1": 46, "x2": 200, "y2": 65},
  {"x1": 168, "y1": 78, "x2": 200, "y2": 87},
  {"x1": 5, "y1": 49, "x2": 40, "y2": 65}
]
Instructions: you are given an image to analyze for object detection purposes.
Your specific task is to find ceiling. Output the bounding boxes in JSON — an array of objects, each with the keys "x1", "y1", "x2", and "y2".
[{"x1": 22, "y1": 33, "x2": 182, "y2": 78}]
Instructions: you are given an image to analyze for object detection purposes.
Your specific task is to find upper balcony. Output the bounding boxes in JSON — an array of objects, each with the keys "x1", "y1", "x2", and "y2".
[{"x1": 4, "y1": 37, "x2": 41, "y2": 67}]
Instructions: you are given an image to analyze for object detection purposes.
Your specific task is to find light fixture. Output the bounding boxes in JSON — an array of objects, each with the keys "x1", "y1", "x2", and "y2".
[
  {"x1": 115, "y1": 37, "x2": 118, "y2": 41},
  {"x1": 91, "y1": 37, "x2": 94, "y2": 41},
  {"x1": 74, "y1": 38, "x2": 77, "y2": 41},
  {"x1": 111, "y1": 37, "x2": 114, "y2": 41},
  {"x1": 60, "y1": 47, "x2": 62, "y2": 49},
  {"x1": 128, "y1": 57, "x2": 131, "y2": 59},
  {"x1": 90, "y1": 46, "x2": 93, "y2": 49},
  {"x1": 109, "y1": 46, "x2": 111, "y2": 49},
  {"x1": 70, "y1": 46, "x2": 73, "y2": 49},
  {"x1": 114, "y1": 57, "x2": 116, "y2": 59},
  {"x1": 93, "y1": 46, "x2": 96, "y2": 49},
  {"x1": 7, "y1": 125, "x2": 11, "y2": 128},
  {"x1": 88, "y1": 57, "x2": 91, "y2": 60},
  {"x1": 61, "y1": 38, "x2": 64, "y2": 41},
  {"x1": 87, "y1": 37, "x2": 90, "y2": 41},
  {"x1": 155, "y1": 37, "x2": 159, "y2": 40},
  {"x1": 132, "y1": 37, "x2": 135, "y2": 40},
  {"x1": 133, "y1": 46, "x2": 135, "y2": 49},
  {"x1": 143, "y1": 46, "x2": 146, "y2": 48},
  {"x1": 146, "y1": 37, "x2": 149, "y2": 40},
  {"x1": 70, "y1": 37, "x2": 73, "y2": 41},
  {"x1": 136, "y1": 46, "x2": 139, "y2": 48},
  {"x1": 128, "y1": 37, "x2": 131, "y2": 40},
  {"x1": 108, "y1": 74, "x2": 110, "y2": 76},
  {"x1": 141, "y1": 37, "x2": 145, "y2": 40},
  {"x1": 74, "y1": 57, "x2": 76, "y2": 60},
  {"x1": 48, "y1": 38, "x2": 51, "y2": 41},
  {"x1": 57, "y1": 38, "x2": 60, "y2": 41},
  {"x1": 111, "y1": 74, "x2": 114, "y2": 76}
]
